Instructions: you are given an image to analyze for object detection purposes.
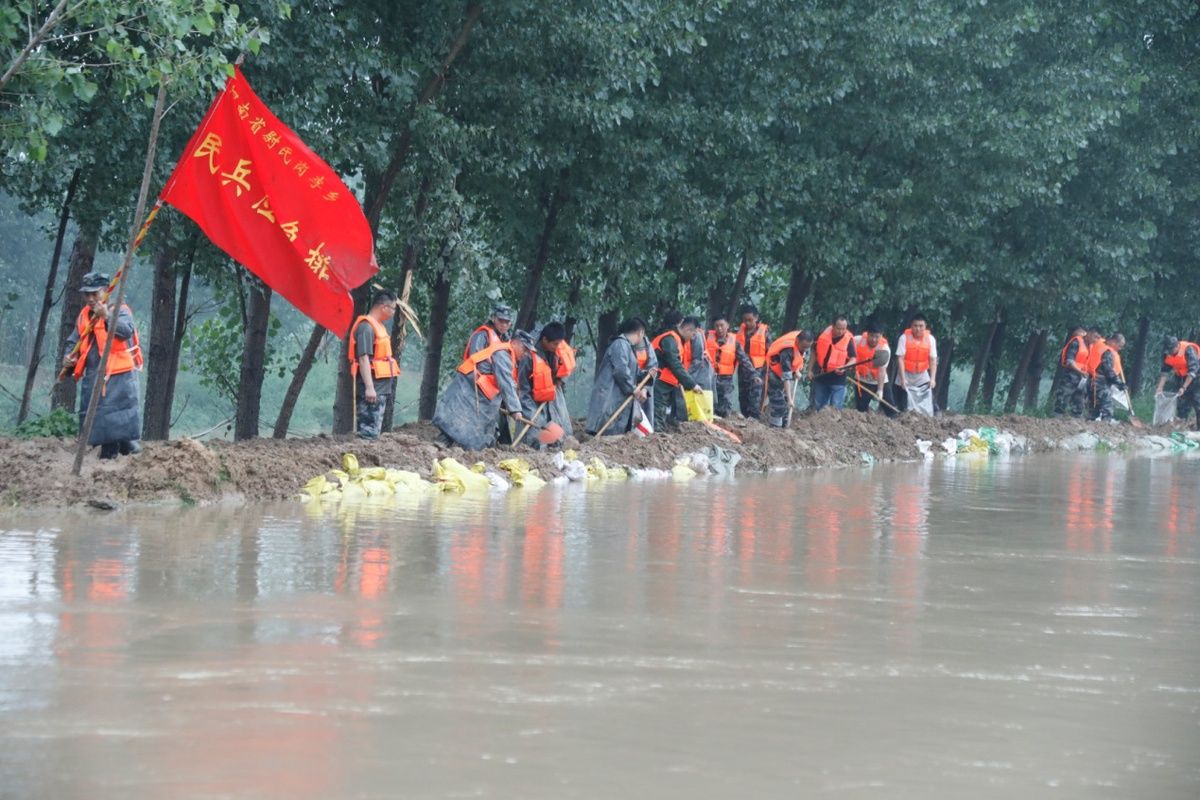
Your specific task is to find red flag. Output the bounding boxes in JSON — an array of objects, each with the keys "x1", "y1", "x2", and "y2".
[{"x1": 161, "y1": 67, "x2": 377, "y2": 336}]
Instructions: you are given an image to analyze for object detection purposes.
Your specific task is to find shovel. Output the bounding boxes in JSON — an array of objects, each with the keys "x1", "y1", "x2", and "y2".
[
  {"x1": 594, "y1": 371, "x2": 654, "y2": 437},
  {"x1": 850, "y1": 375, "x2": 902, "y2": 415},
  {"x1": 504, "y1": 410, "x2": 564, "y2": 446},
  {"x1": 812, "y1": 347, "x2": 890, "y2": 379},
  {"x1": 512, "y1": 401, "x2": 548, "y2": 447}
]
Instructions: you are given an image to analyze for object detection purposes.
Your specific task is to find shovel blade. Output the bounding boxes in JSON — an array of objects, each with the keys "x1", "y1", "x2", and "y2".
[{"x1": 538, "y1": 422, "x2": 565, "y2": 445}]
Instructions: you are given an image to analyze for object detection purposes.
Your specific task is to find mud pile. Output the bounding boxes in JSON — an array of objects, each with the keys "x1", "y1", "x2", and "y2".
[{"x1": 0, "y1": 413, "x2": 1189, "y2": 509}]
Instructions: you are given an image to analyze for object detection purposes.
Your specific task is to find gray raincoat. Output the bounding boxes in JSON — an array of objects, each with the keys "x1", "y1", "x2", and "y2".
[
  {"x1": 687, "y1": 330, "x2": 715, "y2": 391},
  {"x1": 586, "y1": 335, "x2": 641, "y2": 435},
  {"x1": 433, "y1": 327, "x2": 522, "y2": 450},
  {"x1": 67, "y1": 305, "x2": 141, "y2": 446},
  {"x1": 516, "y1": 350, "x2": 574, "y2": 445}
]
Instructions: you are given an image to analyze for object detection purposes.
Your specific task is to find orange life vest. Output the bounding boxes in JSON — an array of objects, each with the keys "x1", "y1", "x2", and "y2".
[
  {"x1": 1059, "y1": 334, "x2": 1089, "y2": 371},
  {"x1": 855, "y1": 334, "x2": 888, "y2": 382},
  {"x1": 529, "y1": 351, "x2": 557, "y2": 403},
  {"x1": 766, "y1": 331, "x2": 807, "y2": 378},
  {"x1": 901, "y1": 328, "x2": 932, "y2": 373},
  {"x1": 635, "y1": 346, "x2": 649, "y2": 370},
  {"x1": 705, "y1": 331, "x2": 738, "y2": 377},
  {"x1": 651, "y1": 330, "x2": 688, "y2": 387},
  {"x1": 348, "y1": 314, "x2": 399, "y2": 379},
  {"x1": 73, "y1": 305, "x2": 142, "y2": 380},
  {"x1": 1086, "y1": 340, "x2": 1123, "y2": 380},
  {"x1": 815, "y1": 325, "x2": 853, "y2": 373},
  {"x1": 737, "y1": 322, "x2": 769, "y2": 368},
  {"x1": 456, "y1": 338, "x2": 513, "y2": 400},
  {"x1": 462, "y1": 324, "x2": 500, "y2": 360},
  {"x1": 1163, "y1": 341, "x2": 1199, "y2": 378},
  {"x1": 554, "y1": 340, "x2": 576, "y2": 380}
]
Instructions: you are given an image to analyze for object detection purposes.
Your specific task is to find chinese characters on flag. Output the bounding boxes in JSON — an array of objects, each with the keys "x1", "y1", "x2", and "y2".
[{"x1": 161, "y1": 67, "x2": 377, "y2": 335}]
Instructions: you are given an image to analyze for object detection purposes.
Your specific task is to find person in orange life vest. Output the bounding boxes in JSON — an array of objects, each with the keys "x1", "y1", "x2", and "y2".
[
  {"x1": 433, "y1": 304, "x2": 525, "y2": 450},
  {"x1": 348, "y1": 290, "x2": 399, "y2": 440},
  {"x1": 515, "y1": 323, "x2": 571, "y2": 446},
  {"x1": 851, "y1": 319, "x2": 894, "y2": 416},
  {"x1": 628, "y1": 316, "x2": 659, "y2": 428},
  {"x1": 1052, "y1": 325, "x2": 1090, "y2": 417},
  {"x1": 652, "y1": 311, "x2": 704, "y2": 430},
  {"x1": 587, "y1": 317, "x2": 652, "y2": 435},
  {"x1": 706, "y1": 316, "x2": 759, "y2": 417},
  {"x1": 807, "y1": 315, "x2": 857, "y2": 411},
  {"x1": 1087, "y1": 332, "x2": 1126, "y2": 422},
  {"x1": 543, "y1": 321, "x2": 577, "y2": 439},
  {"x1": 894, "y1": 314, "x2": 938, "y2": 416},
  {"x1": 766, "y1": 329, "x2": 814, "y2": 427},
  {"x1": 63, "y1": 271, "x2": 143, "y2": 459},
  {"x1": 1155, "y1": 336, "x2": 1200, "y2": 428},
  {"x1": 736, "y1": 303, "x2": 770, "y2": 419}
]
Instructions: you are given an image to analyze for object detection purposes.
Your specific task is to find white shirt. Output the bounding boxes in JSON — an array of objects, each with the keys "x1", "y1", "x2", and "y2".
[{"x1": 894, "y1": 331, "x2": 938, "y2": 372}]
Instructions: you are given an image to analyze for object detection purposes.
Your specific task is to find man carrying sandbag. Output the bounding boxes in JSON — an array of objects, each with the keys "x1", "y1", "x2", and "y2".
[{"x1": 1155, "y1": 336, "x2": 1199, "y2": 429}]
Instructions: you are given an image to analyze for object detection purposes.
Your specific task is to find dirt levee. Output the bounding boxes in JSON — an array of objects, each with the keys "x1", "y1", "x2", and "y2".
[{"x1": 0, "y1": 413, "x2": 1179, "y2": 509}]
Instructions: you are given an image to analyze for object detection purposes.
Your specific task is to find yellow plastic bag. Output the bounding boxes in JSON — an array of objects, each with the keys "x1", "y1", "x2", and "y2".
[
  {"x1": 385, "y1": 468, "x2": 431, "y2": 492},
  {"x1": 434, "y1": 458, "x2": 492, "y2": 493},
  {"x1": 685, "y1": 389, "x2": 715, "y2": 422},
  {"x1": 496, "y1": 458, "x2": 547, "y2": 489},
  {"x1": 587, "y1": 457, "x2": 609, "y2": 480}
]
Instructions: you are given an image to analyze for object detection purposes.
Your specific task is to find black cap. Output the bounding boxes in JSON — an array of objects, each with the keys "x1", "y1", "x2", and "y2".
[{"x1": 1163, "y1": 335, "x2": 1180, "y2": 355}]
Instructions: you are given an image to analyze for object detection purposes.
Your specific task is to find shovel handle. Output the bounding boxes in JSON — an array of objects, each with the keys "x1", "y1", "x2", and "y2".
[
  {"x1": 595, "y1": 371, "x2": 653, "y2": 438},
  {"x1": 512, "y1": 402, "x2": 547, "y2": 447}
]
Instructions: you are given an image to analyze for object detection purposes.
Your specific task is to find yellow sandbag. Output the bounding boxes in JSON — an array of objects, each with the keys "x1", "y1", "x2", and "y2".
[
  {"x1": 342, "y1": 453, "x2": 361, "y2": 475},
  {"x1": 958, "y1": 435, "x2": 989, "y2": 455},
  {"x1": 361, "y1": 478, "x2": 393, "y2": 496},
  {"x1": 435, "y1": 457, "x2": 491, "y2": 493},
  {"x1": 588, "y1": 457, "x2": 609, "y2": 480},
  {"x1": 606, "y1": 466, "x2": 629, "y2": 480},
  {"x1": 362, "y1": 466, "x2": 388, "y2": 480},
  {"x1": 385, "y1": 468, "x2": 431, "y2": 492},
  {"x1": 496, "y1": 458, "x2": 546, "y2": 489},
  {"x1": 671, "y1": 464, "x2": 697, "y2": 480},
  {"x1": 471, "y1": 462, "x2": 487, "y2": 474},
  {"x1": 301, "y1": 474, "x2": 333, "y2": 500},
  {"x1": 563, "y1": 449, "x2": 578, "y2": 462},
  {"x1": 685, "y1": 389, "x2": 715, "y2": 422},
  {"x1": 341, "y1": 481, "x2": 367, "y2": 501}
]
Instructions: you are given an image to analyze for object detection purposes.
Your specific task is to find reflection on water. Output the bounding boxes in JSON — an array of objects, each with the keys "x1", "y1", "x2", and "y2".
[{"x1": 1, "y1": 455, "x2": 1199, "y2": 799}]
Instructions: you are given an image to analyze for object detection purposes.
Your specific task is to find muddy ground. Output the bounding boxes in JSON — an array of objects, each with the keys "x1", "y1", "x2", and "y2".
[{"x1": 3, "y1": 410, "x2": 1189, "y2": 510}]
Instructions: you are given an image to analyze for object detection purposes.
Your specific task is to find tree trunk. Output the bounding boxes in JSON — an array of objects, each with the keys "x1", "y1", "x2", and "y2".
[
  {"x1": 18, "y1": 166, "x2": 80, "y2": 423},
  {"x1": 383, "y1": 175, "x2": 433, "y2": 432},
  {"x1": 331, "y1": 284, "x2": 371, "y2": 434},
  {"x1": 1126, "y1": 315, "x2": 1151, "y2": 397},
  {"x1": 418, "y1": 268, "x2": 453, "y2": 421},
  {"x1": 597, "y1": 307, "x2": 619, "y2": 351},
  {"x1": 273, "y1": 323, "x2": 325, "y2": 438},
  {"x1": 782, "y1": 260, "x2": 813, "y2": 332},
  {"x1": 934, "y1": 301, "x2": 962, "y2": 410},
  {"x1": 163, "y1": 236, "x2": 196, "y2": 434},
  {"x1": 50, "y1": 223, "x2": 98, "y2": 412},
  {"x1": 141, "y1": 236, "x2": 180, "y2": 440},
  {"x1": 563, "y1": 275, "x2": 582, "y2": 344},
  {"x1": 1004, "y1": 331, "x2": 1040, "y2": 413},
  {"x1": 516, "y1": 172, "x2": 568, "y2": 331},
  {"x1": 1023, "y1": 329, "x2": 1048, "y2": 413},
  {"x1": 727, "y1": 249, "x2": 751, "y2": 321},
  {"x1": 234, "y1": 279, "x2": 272, "y2": 441},
  {"x1": 964, "y1": 316, "x2": 1000, "y2": 413},
  {"x1": 980, "y1": 315, "x2": 1007, "y2": 412}
]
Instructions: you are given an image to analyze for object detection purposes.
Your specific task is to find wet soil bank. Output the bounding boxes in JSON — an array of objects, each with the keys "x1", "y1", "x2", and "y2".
[{"x1": 4, "y1": 412, "x2": 1193, "y2": 510}]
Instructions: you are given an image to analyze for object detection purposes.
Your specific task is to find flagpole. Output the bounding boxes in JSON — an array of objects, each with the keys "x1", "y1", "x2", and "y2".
[{"x1": 72, "y1": 78, "x2": 169, "y2": 477}]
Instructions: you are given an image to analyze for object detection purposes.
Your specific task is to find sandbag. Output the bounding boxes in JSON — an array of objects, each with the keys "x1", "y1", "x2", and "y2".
[
  {"x1": 906, "y1": 381, "x2": 935, "y2": 416},
  {"x1": 685, "y1": 389, "x2": 715, "y2": 422},
  {"x1": 1154, "y1": 392, "x2": 1178, "y2": 427}
]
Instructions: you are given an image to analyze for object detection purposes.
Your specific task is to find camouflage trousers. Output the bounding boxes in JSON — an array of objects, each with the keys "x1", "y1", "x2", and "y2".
[
  {"x1": 356, "y1": 385, "x2": 390, "y2": 439},
  {"x1": 1053, "y1": 369, "x2": 1087, "y2": 416}
]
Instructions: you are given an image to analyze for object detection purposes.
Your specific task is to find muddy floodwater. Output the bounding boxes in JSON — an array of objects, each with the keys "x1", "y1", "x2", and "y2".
[{"x1": 2, "y1": 455, "x2": 1198, "y2": 799}]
